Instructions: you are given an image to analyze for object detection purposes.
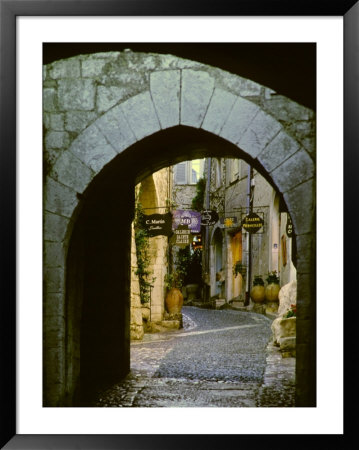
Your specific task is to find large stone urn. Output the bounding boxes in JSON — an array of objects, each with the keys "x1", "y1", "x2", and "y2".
[
  {"x1": 250, "y1": 285, "x2": 266, "y2": 303},
  {"x1": 265, "y1": 283, "x2": 280, "y2": 302},
  {"x1": 250, "y1": 276, "x2": 265, "y2": 303},
  {"x1": 165, "y1": 288, "x2": 184, "y2": 314}
]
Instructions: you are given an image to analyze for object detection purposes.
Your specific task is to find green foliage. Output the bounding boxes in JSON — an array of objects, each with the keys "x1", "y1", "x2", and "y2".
[
  {"x1": 284, "y1": 304, "x2": 297, "y2": 318},
  {"x1": 190, "y1": 177, "x2": 206, "y2": 211},
  {"x1": 253, "y1": 275, "x2": 265, "y2": 286},
  {"x1": 266, "y1": 270, "x2": 280, "y2": 285},
  {"x1": 134, "y1": 196, "x2": 155, "y2": 304}
]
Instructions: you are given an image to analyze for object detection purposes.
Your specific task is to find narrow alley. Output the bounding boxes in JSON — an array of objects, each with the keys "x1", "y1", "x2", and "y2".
[{"x1": 94, "y1": 307, "x2": 295, "y2": 407}]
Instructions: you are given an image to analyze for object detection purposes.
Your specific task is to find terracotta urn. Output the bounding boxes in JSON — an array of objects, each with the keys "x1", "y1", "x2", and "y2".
[
  {"x1": 265, "y1": 283, "x2": 280, "y2": 302},
  {"x1": 165, "y1": 288, "x2": 184, "y2": 314},
  {"x1": 250, "y1": 285, "x2": 266, "y2": 303}
]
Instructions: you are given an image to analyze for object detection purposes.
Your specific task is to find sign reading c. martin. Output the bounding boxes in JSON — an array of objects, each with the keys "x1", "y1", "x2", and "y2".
[{"x1": 143, "y1": 212, "x2": 172, "y2": 237}]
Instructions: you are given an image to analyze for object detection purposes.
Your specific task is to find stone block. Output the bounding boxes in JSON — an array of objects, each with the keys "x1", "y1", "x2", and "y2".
[
  {"x1": 44, "y1": 211, "x2": 70, "y2": 242},
  {"x1": 44, "y1": 267, "x2": 65, "y2": 294},
  {"x1": 44, "y1": 240, "x2": 66, "y2": 268},
  {"x1": 69, "y1": 123, "x2": 117, "y2": 173},
  {"x1": 43, "y1": 88, "x2": 57, "y2": 112},
  {"x1": 44, "y1": 177, "x2": 78, "y2": 218},
  {"x1": 44, "y1": 316, "x2": 66, "y2": 348},
  {"x1": 264, "y1": 95, "x2": 313, "y2": 122},
  {"x1": 96, "y1": 85, "x2": 127, "y2": 113},
  {"x1": 257, "y1": 131, "x2": 300, "y2": 173},
  {"x1": 121, "y1": 91, "x2": 161, "y2": 140},
  {"x1": 180, "y1": 69, "x2": 215, "y2": 127},
  {"x1": 130, "y1": 324, "x2": 144, "y2": 341},
  {"x1": 278, "y1": 280, "x2": 297, "y2": 317},
  {"x1": 284, "y1": 178, "x2": 315, "y2": 235},
  {"x1": 271, "y1": 148, "x2": 315, "y2": 193},
  {"x1": 65, "y1": 111, "x2": 97, "y2": 133},
  {"x1": 201, "y1": 88, "x2": 237, "y2": 135},
  {"x1": 58, "y1": 79, "x2": 96, "y2": 111},
  {"x1": 49, "y1": 59, "x2": 81, "y2": 79},
  {"x1": 43, "y1": 292, "x2": 65, "y2": 318},
  {"x1": 45, "y1": 131, "x2": 70, "y2": 150},
  {"x1": 95, "y1": 105, "x2": 137, "y2": 153},
  {"x1": 237, "y1": 110, "x2": 282, "y2": 159},
  {"x1": 51, "y1": 150, "x2": 94, "y2": 193},
  {"x1": 48, "y1": 113, "x2": 65, "y2": 131},
  {"x1": 220, "y1": 97, "x2": 259, "y2": 144},
  {"x1": 82, "y1": 58, "x2": 108, "y2": 78},
  {"x1": 43, "y1": 346, "x2": 65, "y2": 388},
  {"x1": 150, "y1": 70, "x2": 180, "y2": 129}
]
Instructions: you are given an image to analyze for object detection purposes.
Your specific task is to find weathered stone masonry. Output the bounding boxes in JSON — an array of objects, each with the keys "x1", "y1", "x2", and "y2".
[{"x1": 43, "y1": 51, "x2": 316, "y2": 406}]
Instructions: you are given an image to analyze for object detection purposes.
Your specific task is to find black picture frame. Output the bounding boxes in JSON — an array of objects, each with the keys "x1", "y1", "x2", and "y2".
[{"x1": 1, "y1": 0, "x2": 355, "y2": 448}]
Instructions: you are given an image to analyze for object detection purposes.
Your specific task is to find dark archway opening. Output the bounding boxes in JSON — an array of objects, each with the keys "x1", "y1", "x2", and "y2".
[{"x1": 65, "y1": 125, "x2": 300, "y2": 406}]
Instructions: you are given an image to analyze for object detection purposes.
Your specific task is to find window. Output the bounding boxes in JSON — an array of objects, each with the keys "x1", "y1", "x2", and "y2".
[{"x1": 174, "y1": 159, "x2": 204, "y2": 185}]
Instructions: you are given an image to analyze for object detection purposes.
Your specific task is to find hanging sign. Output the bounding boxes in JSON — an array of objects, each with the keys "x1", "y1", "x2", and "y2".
[
  {"x1": 220, "y1": 216, "x2": 238, "y2": 228},
  {"x1": 172, "y1": 210, "x2": 201, "y2": 234},
  {"x1": 172, "y1": 225, "x2": 191, "y2": 247},
  {"x1": 241, "y1": 212, "x2": 264, "y2": 233},
  {"x1": 201, "y1": 210, "x2": 219, "y2": 226},
  {"x1": 286, "y1": 215, "x2": 293, "y2": 238},
  {"x1": 142, "y1": 212, "x2": 173, "y2": 237}
]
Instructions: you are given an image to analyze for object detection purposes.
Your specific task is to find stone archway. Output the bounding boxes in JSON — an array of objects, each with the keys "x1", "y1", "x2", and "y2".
[{"x1": 43, "y1": 51, "x2": 315, "y2": 407}]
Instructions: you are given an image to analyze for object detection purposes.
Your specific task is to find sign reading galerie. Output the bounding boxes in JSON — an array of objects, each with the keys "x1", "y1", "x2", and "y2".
[{"x1": 241, "y1": 212, "x2": 264, "y2": 233}]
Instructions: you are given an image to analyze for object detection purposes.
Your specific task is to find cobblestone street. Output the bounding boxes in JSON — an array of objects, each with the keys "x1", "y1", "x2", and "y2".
[{"x1": 94, "y1": 306, "x2": 295, "y2": 407}]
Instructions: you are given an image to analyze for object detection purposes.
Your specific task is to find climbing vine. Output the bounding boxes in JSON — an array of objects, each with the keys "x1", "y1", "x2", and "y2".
[
  {"x1": 134, "y1": 192, "x2": 155, "y2": 304},
  {"x1": 190, "y1": 177, "x2": 206, "y2": 211}
]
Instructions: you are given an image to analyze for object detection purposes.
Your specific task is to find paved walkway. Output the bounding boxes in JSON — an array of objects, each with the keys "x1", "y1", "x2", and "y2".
[{"x1": 94, "y1": 307, "x2": 295, "y2": 407}]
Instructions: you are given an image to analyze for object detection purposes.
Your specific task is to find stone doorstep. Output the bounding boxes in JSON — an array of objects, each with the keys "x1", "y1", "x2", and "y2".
[{"x1": 144, "y1": 319, "x2": 181, "y2": 334}]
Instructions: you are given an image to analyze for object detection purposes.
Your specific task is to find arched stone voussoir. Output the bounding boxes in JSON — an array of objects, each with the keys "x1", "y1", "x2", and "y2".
[
  {"x1": 283, "y1": 178, "x2": 316, "y2": 236},
  {"x1": 120, "y1": 91, "x2": 161, "y2": 140},
  {"x1": 237, "y1": 109, "x2": 282, "y2": 159},
  {"x1": 181, "y1": 69, "x2": 215, "y2": 128},
  {"x1": 44, "y1": 176, "x2": 79, "y2": 219},
  {"x1": 201, "y1": 88, "x2": 238, "y2": 135},
  {"x1": 95, "y1": 104, "x2": 137, "y2": 153},
  {"x1": 270, "y1": 147, "x2": 315, "y2": 195},
  {"x1": 219, "y1": 96, "x2": 260, "y2": 145},
  {"x1": 150, "y1": 70, "x2": 181, "y2": 129},
  {"x1": 257, "y1": 131, "x2": 301, "y2": 174},
  {"x1": 51, "y1": 150, "x2": 94, "y2": 194},
  {"x1": 68, "y1": 123, "x2": 117, "y2": 174}
]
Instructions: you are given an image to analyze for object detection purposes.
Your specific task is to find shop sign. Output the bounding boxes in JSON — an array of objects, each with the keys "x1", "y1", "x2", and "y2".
[
  {"x1": 173, "y1": 225, "x2": 191, "y2": 247},
  {"x1": 142, "y1": 212, "x2": 173, "y2": 237},
  {"x1": 241, "y1": 212, "x2": 264, "y2": 233},
  {"x1": 220, "y1": 216, "x2": 238, "y2": 228},
  {"x1": 201, "y1": 210, "x2": 219, "y2": 226},
  {"x1": 172, "y1": 210, "x2": 201, "y2": 234},
  {"x1": 286, "y1": 215, "x2": 293, "y2": 238}
]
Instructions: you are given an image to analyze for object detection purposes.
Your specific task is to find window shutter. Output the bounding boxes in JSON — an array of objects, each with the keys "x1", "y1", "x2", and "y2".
[{"x1": 175, "y1": 162, "x2": 187, "y2": 184}]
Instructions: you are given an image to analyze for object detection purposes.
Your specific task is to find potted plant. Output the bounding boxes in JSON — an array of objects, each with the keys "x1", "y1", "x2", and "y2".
[
  {"x1": 265, "y1": 270, "x2": 280, "y2": 302},
  {"x1": 250, "y1": 275, "x2": 265, "y2": 303},
  {"x1": 233, "y1": 261, "x2": 247, "y2": 278}
]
